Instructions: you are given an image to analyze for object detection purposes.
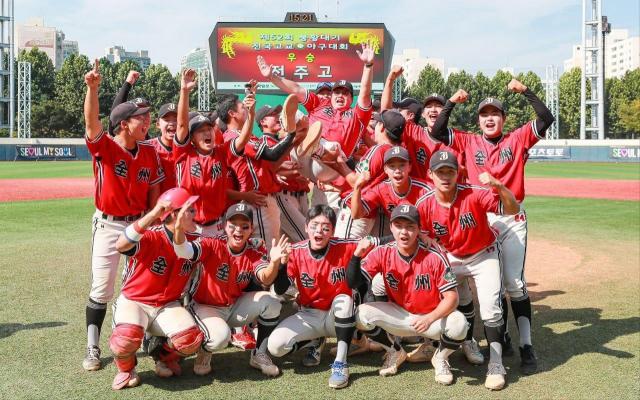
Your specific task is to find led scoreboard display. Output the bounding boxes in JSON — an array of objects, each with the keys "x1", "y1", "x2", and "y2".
[{"x1": 208, "y1": 15, "x2": 394, "y2": 94}]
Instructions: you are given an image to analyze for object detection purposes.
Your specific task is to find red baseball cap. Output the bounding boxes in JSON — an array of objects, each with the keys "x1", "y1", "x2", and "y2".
[{"x1": 158, "y1": 188, "x2": 199, "y2": 221}]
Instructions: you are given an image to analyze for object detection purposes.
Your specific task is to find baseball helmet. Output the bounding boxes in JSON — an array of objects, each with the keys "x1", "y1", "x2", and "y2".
[{"x1": 159, "y1": 188, "x2": 199, "y2": 220}]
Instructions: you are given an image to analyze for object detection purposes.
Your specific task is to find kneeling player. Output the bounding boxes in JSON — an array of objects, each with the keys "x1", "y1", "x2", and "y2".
[
  {"x1": 268, "y1": 205, "x2": 365, "y2": 389},
  {"x1": 173, "y1": 203, "x2": 289, "y2": 377},
  {"x1": 347, "y1": 205, "x2": 468, "y2": 385},
  {"x1": 109, "y1": 189, "x2": 204, "y2": 390}
]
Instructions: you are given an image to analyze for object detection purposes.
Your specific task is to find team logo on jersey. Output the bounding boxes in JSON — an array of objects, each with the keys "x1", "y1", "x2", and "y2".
[
  {"x1": 474, "y1": 151, "x2": 486, "y2": 166},
  {"x1": 114, "y1": 160, "x2": 128, "y2": 178},
  {"x1": 387, "y1": 204, "x2": 396, "y2": 214},
  {"x1": 322, "y1": 107, "x2": 334, "y2": 118},
  {"x1": 300, "y1": 272, "x2": 315, "y2": 288},
  {"x1": 444, "y1": 268, "x2": 456, "y2": 283},
  {"x1": 236, "y1": 270, "x2": 253, "y2": 284},
  {"x1": 330, "y1": 267, "x2": 346, "y2": 285},
  {"x1": 179, "y1": 260, "x2": 194, "y2": 276},
  {"x1": 191, "y1": 161, "x2": 202, "y2": 178},
  {"x1": 385, "y1": 272, "x2": 399, "y2": 291},
  {"x1": 416, "y1": 148, "x2": 427, "y2": 165},
  {"x1": 459, "y1": 212, "x2": 477, "y2": 230},
  {"x1": 137, "y1": 168, "x2": 151, "y2": 183},
  {"x1": 211, "y1": 161, "x2": 222, "y2": 179},
  {"x1": 150, "y1": 257, "x2": 168, "y2": 275},
  {"x1": 432, "y1": 221, "x2": 449, "y2": 236},
  {"x1": 342, "y1": 109, "x2": 354, "y2": 119},
  {"x1": 216, "y1": 263, "x2": 230, "y2": 281},
  {"x1": 414, "y1": 274, "x2": 431, "y2": 291},
  {"x1": 499, "y1": 147, "x2": 514, "y2": 163}
]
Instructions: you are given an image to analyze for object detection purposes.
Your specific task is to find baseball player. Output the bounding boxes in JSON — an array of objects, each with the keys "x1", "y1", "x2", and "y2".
[
  {"x1": 416, "y1": 150, "x2": 520, "y2": 390},
  {"x1": 381, "y1": 65, "x2": 465, "y2": 184},
  {"x1": 256, "y1": 43, "x2": 375, "y2": 210},
  {"x1": 149, "y1": 103, "x2": 178, "y2": 193},
  {"x1": 173, "y1": 69, "x2": 254, "y2": 237},
  {"x1": 268, "y1": 205, "x2": 367, "y2": 389},
  {"x1": 108, "y1": 188, "x2": 204, "y2": 390},
  {"x1": 221, "y1": 92, "x2": 299, "y2": 249},
  {"x1": 346, "y1": 205, "x2": 467, "y2": 385},
  {"x1": 173, "y1": 203, "x2": 290, "y2": 377},
  {"x1": 431, "y1": 79, "x2": 555, "y2": 374},
  {"x1": 107, "y1": 70, "x2": 148, "y2": 136},
  {"x1": 82, "y1": 60, "x2": 164, "y2": 371}
]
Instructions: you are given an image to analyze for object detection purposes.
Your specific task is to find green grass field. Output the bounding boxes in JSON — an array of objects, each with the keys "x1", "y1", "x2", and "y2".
[
  {"x1": 0, "y1": 161, "x2": 639, "y2": 181},
  {"x1": 0, "y1": 195, "x2": 638, "y2": 399}
]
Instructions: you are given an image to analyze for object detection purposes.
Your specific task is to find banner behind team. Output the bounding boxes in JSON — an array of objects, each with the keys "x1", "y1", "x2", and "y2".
[
  {"x1": 16, "y1": 144, "x2": 76, "y2": 160},
  {"x1": 209, "y1": 22, "x2": 394, "y2": 93}
]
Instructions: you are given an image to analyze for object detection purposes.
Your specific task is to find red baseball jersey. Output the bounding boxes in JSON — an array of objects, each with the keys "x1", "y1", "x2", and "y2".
[
  {"x1": 190, "y1": 236, "x2": 269, "y2": 307},
  {"x1": 359, "y1": 177, "x2": 432, "y2": 218},
  {"x1": 149, "y1": 137, "x2": 176, "y2": 193},
  {"x1": 287, "y1": 238, "x2": 360, "y2": 311},
  {"x1": 416, "y1": 185, "x2": 503, "y2": 257},
  {"x1": 338, "y1": 143, "x2": 392, "y2": 203},
  {"x1": 223, "y1": 130, "x2": 281, "y2": 194},
  {"x1": 402, "y1": 120, "x2": 465, "y2": 184},
  {"x1": 86, "y1": 131, "x2": 164, "y2": 216},
  {"x1": 302, "y1": 90, "x2": 373, "y2": 158},
  {"x1": 448, "y1": 121, "x2": 544, "y2": 202},
  {"x1": 173, "y1": 137, "x2": 238, "y2": 224},
  {"x1": 361, "y1": 242, "x2": 457, "y2": 314},
  {"x1": 121, "y1": 226, "x2": 199, "y2": 307}
]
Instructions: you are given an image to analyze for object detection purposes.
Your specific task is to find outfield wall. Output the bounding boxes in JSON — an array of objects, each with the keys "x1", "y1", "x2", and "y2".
[{"x1": 0, "y1": 138, "x2": 638, "y2": 162}]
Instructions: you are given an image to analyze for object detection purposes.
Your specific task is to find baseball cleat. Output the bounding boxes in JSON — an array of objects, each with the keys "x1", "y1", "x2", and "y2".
[
  {"x1": 111, "y1": 369, "x2": 141, "y2": 390},
  {"x1": 193, "y1": 349, "x2": 212, "y2": 376},
  {"x1": 407, "y1": 341, "x2": 436, "y2": 363},
  {"x1": 281, "y1": 94, "x2": 299, "y2": 134},
  {"x1": 461, "y1": 338, "x2": 484, "y2": 365},
  {"x1": 297, "y1": 121, "x2": 322, "y2": 157},
  {"x1": 328, "y1": 361, "x2": 350, "y2": 389},
  {"x1": 485, "y1": 362, "x2": 506, "y2": 390},
  {"x1": 431, "y1": 349, "x2": 454, "y2": 385},
  {"x1": 231, "y1": 325, "x2": 256, "y2": 350},
  {"x1": 155, "y1": 360, "x2": 182, "y2": 378},
  {"x1": 379, "y1": 347, "x2": 407, "y2": 376},
  {"x1": 250, "y1": 350, "x2": 280, "y2": 377},
  {"x1": 519, "y1": 344, "x2": 538, "y2": 375},
  {"x1": 82, "y1": 345, "x2": 102, "y2": 371},
  {"x1": 303, "y1": 337, "x2": 325, "y2": 367}
]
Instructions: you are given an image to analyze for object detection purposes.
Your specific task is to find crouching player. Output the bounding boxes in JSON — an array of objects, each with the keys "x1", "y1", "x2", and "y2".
[
  {"x1": 109, "y1": 188, "x2": 204, "y2": 390},
  {"x1": 347, "y1": 205, "x2": 468, "y2": 385},
  {"x1": 173, "y1": 203, "x2": 290, "y2": 377}
]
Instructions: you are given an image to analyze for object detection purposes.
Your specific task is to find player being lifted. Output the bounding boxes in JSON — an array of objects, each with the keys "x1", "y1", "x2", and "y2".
[
  {"x1": 346, "y1": 205, "x2": 468, "y2": 385},
  {"x1": 173, "y1": 203, "x2": 290, "y2": 377},
  {"x1": 82, "y1": 60, "x2": 164, "y2": 371},
  {"x1": 108, "y1": 188, "x2": 204, "y2": 390},
  {"x1": 416, "y1": 150, "x2": 520, "y2": 390},
  {"x1": 431, "y1": 79, "x2": 555, "y2": 374}
]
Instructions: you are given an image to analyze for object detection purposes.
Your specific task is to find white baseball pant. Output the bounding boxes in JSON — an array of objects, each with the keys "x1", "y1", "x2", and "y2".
[
  {"x1": 89, "y1": 210, "x2": 129, "y2": 304},
  {"x1": 251, "y1": 195, "x2": 281, "y2": 250},
  {"x1": 113, "y1": 294, "x2": 198, "y2": 337},
  {"x1": 276, "y1": 191, "x2": 308, "y2": 242}
]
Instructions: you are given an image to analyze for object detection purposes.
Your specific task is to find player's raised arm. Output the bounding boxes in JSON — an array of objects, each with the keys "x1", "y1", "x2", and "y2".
[
  {"x1": 232, "y1": 92, "x2": 256, "y2": 154},
  {"x1": 257, "y1": 55, "x2": 306, "y2": 101},
  {"x1": 349, "y1": 170, "x2": 371, "y2": 219},
  {"x1": 176, "y1": 69, "x2": 197, "y2": 145},
  {"x1": 84, "y1": 59, "x2": 102, "y2": 140},
  {"x1": 478, "y1": 172, "x2": 519, "y2": 215},
  {"x1": 430, "y1": 89, "x2": 468, "y2": 145},
  {"x1": 357, "y1": 42, "x2": 375, "y2": 110},
  {"x1": 380, "y1": 65, "x2": 403, "y2": 111},
  {"x1": 115, "y1": 199, "x2": 172, "y2": 253},
  {"x1": 256, "y1": 235, "x2": 291, "y2": 286},
  {"x1": 108, "y1": 70, "x2": 139, "y2": 135},
  {"x1": 507, "y1": 78, "x2": 555, "y2": 135}
]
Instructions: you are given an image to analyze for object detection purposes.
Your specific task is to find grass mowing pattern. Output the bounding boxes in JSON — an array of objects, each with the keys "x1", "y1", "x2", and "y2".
[
  {"x1": 526, "y1": 161, "x2": 640, "y2": 180},
  {"x1": 0, "y1": 161, "x2": 92, "y2": 179},
  {"x1": 0, "y1": 197, "x2": 638, "y2": 399}
]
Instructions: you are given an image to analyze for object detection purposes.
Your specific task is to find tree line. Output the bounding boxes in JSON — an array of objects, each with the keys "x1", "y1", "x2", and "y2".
[{"x1": 6, "y1": 47, "x2": 640, "y2": 139}]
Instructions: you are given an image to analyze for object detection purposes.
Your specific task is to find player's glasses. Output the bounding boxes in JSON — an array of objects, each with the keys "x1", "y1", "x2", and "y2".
[{"x1": 308, "y1": 223, "x2": 332, "y2": 233}]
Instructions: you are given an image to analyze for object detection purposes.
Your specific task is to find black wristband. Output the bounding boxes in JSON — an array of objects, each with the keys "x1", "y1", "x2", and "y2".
[{"x1": 365, "y1": 63, "x2": 373, "y2": 68}]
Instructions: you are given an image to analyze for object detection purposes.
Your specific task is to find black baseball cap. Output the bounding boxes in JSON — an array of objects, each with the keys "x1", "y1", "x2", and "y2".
[
  {"x1": 390, "y1": 204, "x2": 420, "y2": 225},
  {"x1": 384, "y1": 146, "x2": 410, "y2": 164},
  {"x1": 478, "y1": 97, "x2": 504, "y2": 114},
  {"x1": 424, "y1": 93, "x2": 446, "y2": 106},
  {"x1": 131, "y1": 97, "x2": 150, "y2": 108},
  {"x1": 256, "y1": 104, "x2": 283, "y2": 123},
  {"x1": 158, "y1": 103, "x2": 177, "y2": 118},
  {"x1": 332, "y1": 80, "x2": 354, "y2": 96},
  {"x1": 110, "y1": 101, "x2": 150, "y2": 129},
  {"x1": 225, "y1": 203, "x2": 254, "y2": 222},
  {"x1": 188, "y1": 113, "x2": 214, "y2": 135},
  {"x1": 429, "y1": 150, "x2": 458, "y2": 171},
  {"x1": 380, "y1": 110, "x2": 405, "y2": 141},
  {"x1": 393, "y1": 97, "x2": 423, "y2": 116},
  {"x1": 316, "y1": 82, "x2": 332, "y2": 93}
]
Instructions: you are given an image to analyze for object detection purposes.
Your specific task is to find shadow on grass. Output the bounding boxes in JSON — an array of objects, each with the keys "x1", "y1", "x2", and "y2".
[{"x1": 0, "y1": 321, "x2": 67, "y2": 339}]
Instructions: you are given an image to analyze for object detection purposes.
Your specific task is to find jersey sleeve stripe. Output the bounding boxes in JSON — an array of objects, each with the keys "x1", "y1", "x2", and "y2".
[
  {"x1": 531, "y1": 120, "x2": 544, "y2": 140},
  {"x1": 86, "y1": 130, "x2": 106, "y2": 144},
  {"x1": 254, "y1": 138, "x2": 268, "y2": 159},
  {"x1": 439, "y1": 281, "x2": 458, "y2": 293},
  {"x1": 229, "y1": 138, "x2": 242, "y2": 157},
  {"x1": 360, "y1": 199, "x2": 371, "y2": 214},
  {"x1": 174, "y1": 134, "x2": 190, "y2": 147},
  {"x1": 301, "y1": 88, "x2": 310, "y2": 106}
]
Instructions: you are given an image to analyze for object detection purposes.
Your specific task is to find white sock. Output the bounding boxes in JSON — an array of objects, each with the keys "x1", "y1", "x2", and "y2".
[
  {"x1": 489, "y1": 341, "x2": 503, "y2": 365},
  {"x1": 434, "y1": 347, "x2": 455, "y2": 360},
  {"x1": 87, "y1": 325, "x2": 100, "y2": 347},
  {"x1": 517, "y1": 316, "x2": 532, "y2": 346},
  {"x1": 335, "y1": 340, "x2": 349, "y2": 363}
]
